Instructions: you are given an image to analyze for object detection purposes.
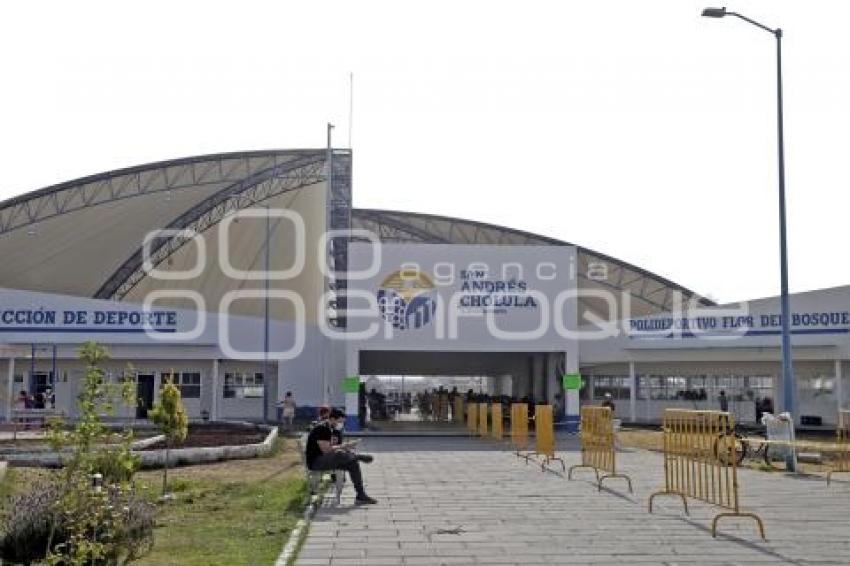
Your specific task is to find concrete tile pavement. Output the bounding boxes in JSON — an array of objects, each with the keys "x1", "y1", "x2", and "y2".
[{"x1": 295, "y1": 435, "x2": 850, "y2": 565}]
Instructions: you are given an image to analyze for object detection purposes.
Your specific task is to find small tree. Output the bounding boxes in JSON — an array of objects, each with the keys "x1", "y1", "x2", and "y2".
[
  {"x1": 36, "y1": 341, "x2": 153, "y2": 565},
  {"x1": 148, "y1": 374, "x2": 188, "y2": 497}
]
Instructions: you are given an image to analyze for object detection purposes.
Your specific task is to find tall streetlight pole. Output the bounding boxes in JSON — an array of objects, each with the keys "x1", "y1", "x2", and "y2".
[{"x1": 702, "y1": 7, "x2": 795, "y2": 471}]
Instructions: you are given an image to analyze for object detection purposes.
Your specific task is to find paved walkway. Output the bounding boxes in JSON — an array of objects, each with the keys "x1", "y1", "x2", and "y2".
[{"x1": 296, "y1": 436, "x2": 850, "y2": 565}]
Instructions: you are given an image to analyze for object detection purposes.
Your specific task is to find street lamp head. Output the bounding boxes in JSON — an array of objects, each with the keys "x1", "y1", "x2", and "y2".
[{"x1": 701, "y1": 7, "x2": 727, "y2": 18}]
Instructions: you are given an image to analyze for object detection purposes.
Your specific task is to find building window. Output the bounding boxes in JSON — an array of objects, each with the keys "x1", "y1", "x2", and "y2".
[
  {"x1": 160, "y1": 372, "x2": 201, "y2": 399},
  {"x1": 223, "y1": 372, "x2": 264, "y2": 399},
  {"x1": 591, "y1": 375, "x2": 631, "y2": 400},
  {"x1": 636, "y1": 374, "x2": 774, "y2": 402}
]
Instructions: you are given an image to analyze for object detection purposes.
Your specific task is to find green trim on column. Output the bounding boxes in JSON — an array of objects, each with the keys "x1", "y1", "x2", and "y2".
[
  {"x1": 342, "y1": 376, "x2": 360, "y2": 394},
  {"x1": 562, "y1": 373, "x2": 583, "y2": 390}
]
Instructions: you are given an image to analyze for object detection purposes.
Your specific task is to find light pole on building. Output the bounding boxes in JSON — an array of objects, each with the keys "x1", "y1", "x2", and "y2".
[{"x1": 702, "y1": 7, "x2": 796, "y2": 471}]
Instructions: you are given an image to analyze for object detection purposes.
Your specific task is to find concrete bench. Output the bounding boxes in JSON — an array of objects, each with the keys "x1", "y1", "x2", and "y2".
[{"x1": 297, "y1": 433, "x2": 344, "y2": 506}]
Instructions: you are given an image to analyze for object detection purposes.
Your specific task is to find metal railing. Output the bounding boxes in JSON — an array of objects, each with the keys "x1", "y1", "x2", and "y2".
[
  {"x1": 453, "y1": 397, "x2": 464, "y2": 424},
  {"x1": 648, "y1": 409, "x2": 765, "y2": 539},
  {"x1": 530, "y1": 405, "x2": 564, "y2": 471},
  {"x1": 569, "y1": 406, "x2": 632, "y2": 492},
  {"x1": 491, "y1": 403, "x2": 503, "y2": 440},
  {"x1": 477, "y1": 403, "x2": 488, "y2": 436},
  {"x1": 510, "y1": 403, "x2": 530, "y2": 457},
  {"x1": 828, "y1": 410, "x2": 850, "y2": 486},
  {"x1": 467, "y1": 402, "x2": 478, "y2": 435}
]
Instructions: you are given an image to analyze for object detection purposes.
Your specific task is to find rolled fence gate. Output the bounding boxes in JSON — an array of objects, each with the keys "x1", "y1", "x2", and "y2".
[
  {"x1": 454, "y1": 397, "x2": 464, "y2": 424},
  {"x1": 569, "y1": 406, "x2": 632, "y2": 492},
  {"x1": 478, "y1": 403, "x2": 489, "y2": 436},
  {"x1": 511, "y1": 403, "x2": 530, "y2": 457},
  {"x1": 467, "y1": 403, "x2": 478, "y2": 435},
  {"x1": 491, "y1": 403, "x2": 503, "y2": 440},
  {"x1": 828, "y1": 410, "x2": 850, "y2": 486},
  {"x1": 649, "y1": 409, "x2": 765, "y2": 539}
]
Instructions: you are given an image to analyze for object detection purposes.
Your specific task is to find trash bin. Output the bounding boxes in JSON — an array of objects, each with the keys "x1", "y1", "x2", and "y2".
[{"x1": 762, "y1": 412, "x2": 797, "y2": 467}]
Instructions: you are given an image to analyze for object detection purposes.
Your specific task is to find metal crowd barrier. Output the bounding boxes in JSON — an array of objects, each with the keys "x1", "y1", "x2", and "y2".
[
  {"x1": 649, "y1": 409, "x2": 765, "y2": 539},
  {"x1": 491, "y1": 403, "x2": 503, "y2": 440},
  {"x1": 511, "y1": 403, "x2": 530, "y2": 457},
  {"x1": 530, "y1": 404, "x2": 564, "y2": 471},
  {"x1": 478, "y1": 403, "x2": 488, "y2": 436},
  {"x1": 828, "y1": 410, "x2": 850, "y2": 486},
  {"x1": 568, "y1": 406, "x2": 632, "y2": 492},
  {"x1": 467, "y1": 402, "x2": 478, "y2": 434},
  {"x1": 454, "y1": 397, "x2": 465, "y2": 424}
]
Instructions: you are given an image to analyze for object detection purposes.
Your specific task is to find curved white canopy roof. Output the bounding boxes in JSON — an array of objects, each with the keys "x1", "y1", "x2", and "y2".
[{"x1": 0, "y1": 150, "x2": 712, "y2": 321}]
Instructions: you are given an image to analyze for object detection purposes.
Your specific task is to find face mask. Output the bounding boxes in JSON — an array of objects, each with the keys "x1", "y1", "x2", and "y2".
[{"x1": 334, "y1": 422, "x2": 344, "y2": 431}]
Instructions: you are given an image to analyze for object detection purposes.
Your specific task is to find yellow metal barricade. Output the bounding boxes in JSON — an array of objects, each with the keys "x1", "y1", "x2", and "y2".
[
  {"x1": 491, "y1": 403, "x2": 503, "y2": 440},
  {"x1": 511, "y1": 403, "x2": 530, "y2": 456},
  {"x1": 531, "y1": 405, "x2": 564, "y2": 471},
  {"x1": 649, "y1": 409, "x2": 765, "y2": 539},
  {"x1": 467, "y1": 402, "x2": 478, "y2": 434},
  {"x1": 568, "y1": 406, "x2": 632, "y2": 492},
  {"x1": 453, "y1": 397, "x2": 464, "y2": 424},
  {"x1": 828, "y1": 410, "x2": 850, "y2": 486},
  {"x1": 478, "y1": 403, "x2": 488, "y2": 436}
]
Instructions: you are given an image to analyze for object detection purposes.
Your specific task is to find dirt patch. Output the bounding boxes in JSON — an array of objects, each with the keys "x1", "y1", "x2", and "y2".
[
  {"x1": 137, "y1": 423, "x2": 268, "y2": 451},
  {"x1": 135, "y1": 438, "x2": 301, "y2": 484},
  {"x1": 619, "y1": 428, "x2": 664, "y2": 452}
]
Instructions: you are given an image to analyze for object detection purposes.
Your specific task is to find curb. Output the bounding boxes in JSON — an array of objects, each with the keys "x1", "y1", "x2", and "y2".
[{"x1": 275, "y1": 492, "x2": 322, "y2": 566}]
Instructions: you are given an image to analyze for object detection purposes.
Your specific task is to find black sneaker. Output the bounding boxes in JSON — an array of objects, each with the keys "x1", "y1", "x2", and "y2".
[
  {"x1": 354, "y1": 495, "x2": 377, "y2": 505},
  {"x1": 356, "y1": 454, "x2": 374, "y2": 464}
]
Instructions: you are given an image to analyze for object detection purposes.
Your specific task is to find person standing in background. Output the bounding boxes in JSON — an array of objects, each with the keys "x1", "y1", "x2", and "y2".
[
  {"x1": 718, "y1": 390, "x2": 729, "y2": 412},
  {"x1": 280, "y1": 391, "x2": 296, "y2": 432},
  {"x1": 601, "y1": 392, "x2": 616, "y2": 413}
]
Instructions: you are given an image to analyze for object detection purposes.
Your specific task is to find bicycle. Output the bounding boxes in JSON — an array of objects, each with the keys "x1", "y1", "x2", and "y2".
[{"x1": 713, "y1": 421, "x2": 776, "y2": 468}]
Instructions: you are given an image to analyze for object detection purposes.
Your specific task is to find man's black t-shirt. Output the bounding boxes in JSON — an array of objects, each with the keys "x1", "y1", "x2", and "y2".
[{"x1": 306, "y1": 423, "x2": 333, "y2": 469}]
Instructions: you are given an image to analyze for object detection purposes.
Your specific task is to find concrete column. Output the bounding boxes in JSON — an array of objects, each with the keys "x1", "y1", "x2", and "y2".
[
  {"x1": 210, "y1": 359, "x2": 220, "y2": 421},
  {"x1": 629, "y1": 361, "x2": 637, "y2": 423},
  {"x1": 531, "y1": 355, "x2": 544, "y2": 402},
  {"x1": 564, "y1": 351, "x2": 579, "y2": 432},
  {"x1": 6, "y1": 357, "x2": 15, "y2": 423},
  {"x1": 836, "y1": 359, "x2": 844, "y2": 413},
  {"x1": 545, "y1": 354, "x2": 558, "y2": 405}
]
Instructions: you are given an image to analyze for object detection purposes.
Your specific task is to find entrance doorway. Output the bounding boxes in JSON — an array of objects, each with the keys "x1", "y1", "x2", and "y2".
[
  {"x1": 358, "y1": 350, "x2": 564, "y2": 431},
  {"x1": 136, "y1": 374, "x2": 155, "y2": 419}
]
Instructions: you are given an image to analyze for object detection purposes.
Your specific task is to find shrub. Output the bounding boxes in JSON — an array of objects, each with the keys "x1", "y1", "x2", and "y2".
[
  {"x1": 0, "y1": 480, "x2": 156, "y2": 565},
  {"x1": 0, "y1": 481, "x2": 65, "y2": 564},
  {"x1": 105, "y1": 489, "x2": 156, "y2": 563},
  {"x1": 92, "y1": 447, "x2": 141, "y2": 485}
]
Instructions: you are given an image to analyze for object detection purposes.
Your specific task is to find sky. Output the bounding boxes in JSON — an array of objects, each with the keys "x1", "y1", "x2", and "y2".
[{"x1": 1, "y1": 0, "x2": 849, "y2": 304}]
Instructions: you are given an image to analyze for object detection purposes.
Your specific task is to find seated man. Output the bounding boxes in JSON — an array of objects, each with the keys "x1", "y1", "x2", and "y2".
[{"x1": 306, "y1": 408, "x2": 376, "y2": 505}]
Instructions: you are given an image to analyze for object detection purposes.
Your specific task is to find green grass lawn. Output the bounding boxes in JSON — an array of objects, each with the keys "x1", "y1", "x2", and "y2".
[
  {"x1": 135, "y1": 475, "x2": 305, "y2": 566},
  {"x1": 134, "y1": 439, "x2": 306, "y2": 566}
]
